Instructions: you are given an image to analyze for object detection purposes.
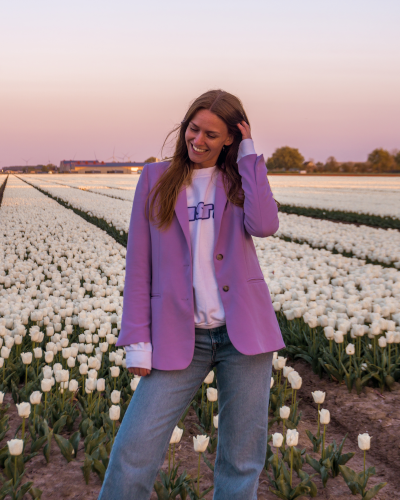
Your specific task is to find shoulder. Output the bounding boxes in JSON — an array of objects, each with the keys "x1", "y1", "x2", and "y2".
[{"x1": 143, "y1": 161, "x2": 171, "y2": 185}]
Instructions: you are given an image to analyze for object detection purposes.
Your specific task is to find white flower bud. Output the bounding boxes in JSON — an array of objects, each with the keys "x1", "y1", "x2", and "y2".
[{"x1": 193, "y1": 435, "x2": 209, "y2": 453}]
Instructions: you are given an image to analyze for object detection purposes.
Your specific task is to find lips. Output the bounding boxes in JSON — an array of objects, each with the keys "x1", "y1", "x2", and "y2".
[{"x1": 191, "y1": 143, "x2": 208, "y2": 155}]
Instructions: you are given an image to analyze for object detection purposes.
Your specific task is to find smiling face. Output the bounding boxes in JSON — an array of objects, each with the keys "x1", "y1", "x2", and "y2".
[{"x1": 185, "y1": 108, "x2": 234, "y2": 169}]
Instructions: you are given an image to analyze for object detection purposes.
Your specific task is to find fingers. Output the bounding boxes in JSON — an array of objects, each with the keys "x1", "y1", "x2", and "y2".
[
  {"x1": 236, "y1": 120, "x2": 252, "y2": 140},
  {"x1": 128, "y1": 367, "x2": 151, "y2": 376}
]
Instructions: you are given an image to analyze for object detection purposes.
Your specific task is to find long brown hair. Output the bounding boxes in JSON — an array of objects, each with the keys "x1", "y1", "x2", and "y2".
[{"x1": 145, "y1": 89, "x2": 278, "y2": 231}]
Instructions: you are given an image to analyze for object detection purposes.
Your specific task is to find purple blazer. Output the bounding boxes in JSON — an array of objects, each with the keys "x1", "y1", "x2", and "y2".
[{"x1": 116, "y1": 153, "x2": 285, "y2": 370}]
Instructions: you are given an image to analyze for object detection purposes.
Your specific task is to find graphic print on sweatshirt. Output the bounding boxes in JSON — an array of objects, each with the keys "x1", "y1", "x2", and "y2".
[{"x1": 188, "y1": 202, "x2": 214, "y2": 222}]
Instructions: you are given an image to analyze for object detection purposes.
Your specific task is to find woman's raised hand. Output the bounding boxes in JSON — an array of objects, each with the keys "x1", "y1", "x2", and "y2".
[
  {"x1": 237, "y1": 120, "x2": 252, "y2": 140},
  {"x1": 128, "y1": 367, "x2": 151, "y2": 376}
]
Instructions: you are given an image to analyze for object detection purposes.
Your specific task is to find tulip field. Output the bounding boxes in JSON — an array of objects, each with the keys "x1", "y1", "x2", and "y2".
[{"x1": 0, "y1": 173, "x2": 399, "y2": 499}]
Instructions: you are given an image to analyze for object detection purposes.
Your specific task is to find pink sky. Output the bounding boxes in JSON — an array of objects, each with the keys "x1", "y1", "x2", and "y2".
[{"x1": 1, "y1": 0, "x2": 399, "y2": 167}]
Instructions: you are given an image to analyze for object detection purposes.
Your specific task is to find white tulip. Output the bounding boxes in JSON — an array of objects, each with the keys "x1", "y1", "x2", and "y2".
[
  {"x1": 213, "y1": 415, "x2": 219, "y2": 429},
  {"x1": 21, "y1": 352, "x2": 33, "y2": 365},
  {"x1": 30, "y1": 391, "x2": 42, "y2": 405},
  {"x1": 69, "y1": 379, "x2": 79, "y2": 392},
  {"x1": 288, "y1": 372, "x2": 302, "y2": 390},
  {"x1": 0, "y1": 392, "x2": 4, "y2": 404},
  {"x1": 279, "y1": 406, "x2": 290, "y2": 419},
  {"x1": 1, "y1": 347, "x2": 10, "y2": 359},
  {"x1": 206, "y1": 388, "x2": 218, "y2": 402},
  {"x1": 270, "y1": 376, "x2": 274, "y2": 389},
  {"x1": 7, "y1": 439, "x2": 23, "y2": 456},
  {"x1": 42, "y1": 366, "x2": 53, "y2": 379},
  {"x1": 378, "y1": 337, "x2": 387, "y2": 348},
  {"x1": 130, "y1": 377, "x2": 140, "y2": 391},
  {"x1": 333, "y1": 331, "x2": 344, "y2": 344},
  {"x1": 111, "y1": 390, "x2": 121, "y2": 404},
  {"x1": 319, "y1": 409, "x2": 330, "y2": 425},
  {"x1": 79, "y1": 363, "x2": 88, "y2": 375},
  {"x1": 283, "y1": 366, "x2": 295, "y2": 378},
  {"x1": 96, "y1": 378, "x2": 105, "y2": 392},
  {"x1": 41, "y1": 379, "x2": 52, "y2": 392},
  {"x1": 193, "y1": 435, "x2": 209, "y2": 453},
  {"x1": 273, "y1": 356, "x2": 287, "y2": 370},
  {"x1": 45, "y1": 351, "x2": 54, "y2": 363},
  {"x1": 286, "y1": 429, "x2": 299, "y2": 447},
  {"x1": 311, "y1": 391, "x2": 325, "y2": 404},
  {"x1": 346, "y1": 343, "x2": 355, "y2": 355},
  {"x1": 170, "y1": 426, "x2": 184, "y2": 444},
  {"x1": 16, "y1": 402, "x2": 31, "y2": 418},
  {"x1": 203, "y1": 370, "x2": 214, "y2": 385},
  {"x1": 358, "y1": 432, "x2": 371, "y2": 451},
  {"x1": 272, "y1": 432, "x2": 283, "y2": 448},
  {"x1": 67, "y1": 357, "x2": 76, "y2": 368},
  {"x1": 109, "y1": 405, "x2": 120, "y2": 421},
  {"x1": 110, "y1": 366, "x2": 120, "y2": 378},
  {"x1": 33, "y1": 347, "x2": 42, "y2": 359}
]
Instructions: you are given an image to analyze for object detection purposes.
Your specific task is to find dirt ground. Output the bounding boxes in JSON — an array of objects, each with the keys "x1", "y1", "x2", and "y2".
[{"x1": 1, "y1": 359, "x2": 398, "y2": 499}]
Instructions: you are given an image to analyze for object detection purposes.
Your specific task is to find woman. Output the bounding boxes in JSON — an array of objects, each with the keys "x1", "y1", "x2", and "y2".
[{"x1": 99, "y1": 89, "x2": 285, "y2": 500}]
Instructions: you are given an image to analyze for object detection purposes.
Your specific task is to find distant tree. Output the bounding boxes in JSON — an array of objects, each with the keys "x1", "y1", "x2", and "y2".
[
  {"x1": 368, "y1": 148, "x2": 394, "y2": 172},
  {"x1": 324, "y1": 156, "x2": 339, "y2": 172},
  {"x1": 266, "y1": 147, "x2": 304, "y2": 171},
  {"x1": 41, "y1": 165, "x2": 50, "y2": 172},
  {"x1": 394, "y1": 151, "x2": 400, "y2": 168},
  {"x1": 144, "y1": 156, "x2": 157, "y2": 164}
]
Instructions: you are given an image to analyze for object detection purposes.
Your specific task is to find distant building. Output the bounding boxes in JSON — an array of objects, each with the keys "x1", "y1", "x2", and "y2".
[{"x1": 59, "y1": 160, "x2": 145, "y2": 174}]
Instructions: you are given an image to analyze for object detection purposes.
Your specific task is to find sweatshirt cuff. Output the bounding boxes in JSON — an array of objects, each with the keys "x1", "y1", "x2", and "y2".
[
  {"x1": 237, "y1": 139, "x2": 256, "y2": 163},
  {"x1": 125, "y1": 349, "x2": 152, "y2": 370}
]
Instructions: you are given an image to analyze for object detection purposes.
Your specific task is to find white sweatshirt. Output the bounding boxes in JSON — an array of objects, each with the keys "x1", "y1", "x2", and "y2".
[{"x1": 125, "y1": 139, "x2": 256, "y2": 370}]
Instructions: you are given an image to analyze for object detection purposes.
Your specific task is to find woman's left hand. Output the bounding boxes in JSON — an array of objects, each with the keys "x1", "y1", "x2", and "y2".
[{"x1": 237, "y1": 120, "x2": 252, "y2": 140}]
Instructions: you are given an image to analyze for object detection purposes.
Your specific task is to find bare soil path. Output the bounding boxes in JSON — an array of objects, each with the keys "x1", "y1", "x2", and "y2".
[{"x1": 1, "y1": 360, "x2": 398, "y2": 499}]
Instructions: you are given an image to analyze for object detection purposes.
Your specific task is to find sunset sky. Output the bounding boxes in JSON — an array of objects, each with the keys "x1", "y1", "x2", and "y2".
[{"x1": 1, "y1": 0, "x2": 399, "y2": 168}]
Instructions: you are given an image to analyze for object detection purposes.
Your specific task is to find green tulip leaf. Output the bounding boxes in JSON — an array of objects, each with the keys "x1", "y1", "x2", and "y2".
[
  {"x1": 363, "y1": 482, "x2": 387, "y2": 500},
  {"x1": 28, "y1": 486, "x2": 43, "y2": 499},
  {"x1": 54, "y1": 433, "x2": 75, "y2": 462}
]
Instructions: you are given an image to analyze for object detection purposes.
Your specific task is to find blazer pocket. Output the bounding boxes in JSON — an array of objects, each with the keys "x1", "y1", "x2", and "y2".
[
  {"x1": 150, "y1": 293, "x2": 161, "y2": 298},
  {"x1": 246, "y1": 277, "x2": 265, "y2": 283}
]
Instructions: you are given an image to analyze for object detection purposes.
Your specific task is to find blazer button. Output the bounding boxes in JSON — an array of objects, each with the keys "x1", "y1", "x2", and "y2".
[
  {"x1": 216, "y1": 254, "x2": 223, "y2": 260},
  {"x1": 222, "y1": 285, "x2": 229, "y2": 292}
]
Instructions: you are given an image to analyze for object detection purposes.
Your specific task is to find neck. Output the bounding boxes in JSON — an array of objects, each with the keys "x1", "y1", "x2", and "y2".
[{"x1": 192, "y1": 158, "x2": 218, "y2": 170}]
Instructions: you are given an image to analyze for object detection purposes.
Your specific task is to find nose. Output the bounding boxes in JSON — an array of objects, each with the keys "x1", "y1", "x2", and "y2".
[{"x1": 192, "y1": 131, "x2": 206, "y2": 147}]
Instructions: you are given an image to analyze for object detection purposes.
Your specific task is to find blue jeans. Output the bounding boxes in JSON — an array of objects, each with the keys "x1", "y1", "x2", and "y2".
[{"x1": 98, "y1": 325, "x2": 273, "y2": 500}]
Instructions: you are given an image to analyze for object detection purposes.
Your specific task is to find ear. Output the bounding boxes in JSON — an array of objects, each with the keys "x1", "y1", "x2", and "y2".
[{"x1": 224, "y1": 134, "x2": 234, "y2": 146}]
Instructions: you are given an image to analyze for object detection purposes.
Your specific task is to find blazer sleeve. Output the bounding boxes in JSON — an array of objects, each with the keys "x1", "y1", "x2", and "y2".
[
  {"x1": 237, "y1": 153, "x2": 279, "y2": 238},
  {"x1": 116, "y1": 164, "x2": 152, "y2": 347}
]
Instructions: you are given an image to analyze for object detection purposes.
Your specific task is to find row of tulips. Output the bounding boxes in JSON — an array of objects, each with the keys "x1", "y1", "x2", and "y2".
[
  {"x1": 14, "y1": 175, "x2": 400, "y2": 392},
  {"x1": 0, "y1": 176, "x2": 391, "y2": 498},
  {"x1": 20, "y1": 173, "x2": 400, "y2": 268}
]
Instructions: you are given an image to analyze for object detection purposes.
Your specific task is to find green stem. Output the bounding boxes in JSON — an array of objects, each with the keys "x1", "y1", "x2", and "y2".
[
  {"x1": 45, "y1": 392, "x2": 47, "y2": 412},
  {"x1": 22, "y1": 418, "x2": 25, "y2": 440},
  {"x1": 388, "y1": 344, "x2": 391, "y2": 374},
  {"x1": 197, "y1": 452, "x2": 201, "y2": 496},
  {"x1": 322, "y1": 425, "x2": 326, "y2": 460},
  {"x1": 14, "y1": 456, "x2": 17, "y2": 486},
  {"x1": 112, "y1": 420, "x2": 115, "y2": 444},
  {"x1": 168, "y1": 444, "x2": 171, "y2": 475},
  {"x1": 211, "y1": 401, "x2": 214, "y2": 434},
  {"x1": 317, "y1": 403, "x2": 320, "y2": 437},
  {"x1": 173, "y1": 443, "x2": 176, "y2": 470},
  {"x1": 290, "y1": 446, "x2": 293, "y2": 487},
  {"x1": 201, "y1": 383, "x2": 204, "y2": 410},
  {"x1": 363, "y1": 449, "x2": 366, "y2": 480},
  {"x1": 25, "y1": 365, "x2": 28, "y2": 386}
]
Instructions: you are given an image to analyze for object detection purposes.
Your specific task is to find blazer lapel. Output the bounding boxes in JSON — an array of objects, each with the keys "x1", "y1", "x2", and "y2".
[
  {"x1": 174, "y1": 167, "x2": 228, "y2": 259},
  {"x1": 174, "y1": 186, "x2": 192, "y2": 261},
  {"x1": 213, "y1": 168, "x2": 228, "y2": 249}
]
